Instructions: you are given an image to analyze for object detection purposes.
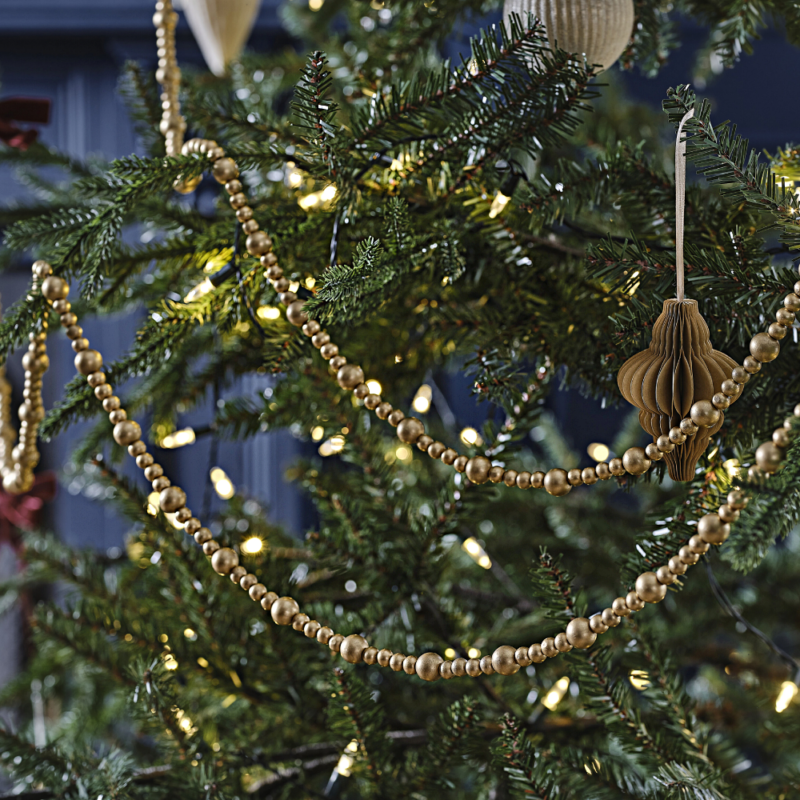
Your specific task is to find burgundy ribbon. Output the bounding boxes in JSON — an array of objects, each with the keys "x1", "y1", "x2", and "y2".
[
  {"x1": 0, "y1": 97, "x2": 51, "y2": 150},
  {"x1": 0, "y1": 471, "x2": 57, "y2": 548}
]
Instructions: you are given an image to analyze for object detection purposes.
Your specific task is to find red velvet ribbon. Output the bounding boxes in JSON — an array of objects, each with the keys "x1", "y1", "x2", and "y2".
[
  {"x1": 0, "y1": 97, "x2": 51, "y2": 150},
  {"x1": 0, "y1": 471, "x2": 57, "y2": 548}
]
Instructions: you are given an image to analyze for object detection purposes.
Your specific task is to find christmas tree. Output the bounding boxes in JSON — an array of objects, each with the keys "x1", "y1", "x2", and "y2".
[{"x1": 1, "y1": 1, "x2": 800, "y2": 797}]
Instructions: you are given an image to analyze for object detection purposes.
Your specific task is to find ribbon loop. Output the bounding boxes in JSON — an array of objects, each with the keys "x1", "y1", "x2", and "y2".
[{"x1": 675, "y1": 108, "x2": 695, "y2": 302}]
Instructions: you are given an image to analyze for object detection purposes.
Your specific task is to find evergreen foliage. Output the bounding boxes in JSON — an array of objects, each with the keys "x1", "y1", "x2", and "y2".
[{"x1": 0, "y1": 1, "x2": 799, "y2": 798}]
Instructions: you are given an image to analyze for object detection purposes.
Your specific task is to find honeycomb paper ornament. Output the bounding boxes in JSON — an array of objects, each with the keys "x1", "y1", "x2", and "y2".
[
  {"x1": 617, "y1": 299, "x2": 739, "y2": 480},
  {"x1": 616, "y1": 109, "x2": 739, "y2": 481},
  {"x1": 503, "y1": 0, "x2": 635, "y2": 72}
]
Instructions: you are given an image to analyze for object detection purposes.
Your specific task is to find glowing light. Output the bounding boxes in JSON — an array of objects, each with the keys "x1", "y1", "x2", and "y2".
[
  {"x1": 776, "y1": 681, "x2": 798, "y2": 712},
  {"x1": 587, "y1": 443, "x2": 610, "y2": 462},
  {"x1": 163, "y1": 654, "x2": 179, "y2": 671},
  {"x1": 366, "y1": 380, "x2": 382, "y2": 395},
  {"x1": 210, "y1": 467, "x2": 235, "y2": 500},
  {"x1": 467, "y1": 58, "x2": 480, "y2": 76},
  {"x1": 311, "y1": 426, "x2": 325, "y2": 441},
  {"x1": 390, "y1": 157, "x2": 404, "y2": 171},
  {"x1": 626, "y1": 270, "x2": 640, "y2": 296},
  {"x1": 723, "y1": 458, "x2": 741, "y2": 478},
  {"x1": 160, "y1": 427, "x2": 196, "y2": 449},
  {"x1": 288, "y1": 170, "x2": 303, "y2": 187},
  {"x1": 309, "y1": 0, "x2": 324, "y2": 10},
  {"x1": 542, "y1": 676, "x2": 570, "y2": 710},
  {"x1": 394, "y1": 355, "x2": 403, "y2": 363},
  {"x1": 197, "y1": 657, "x2": 209, "y2": 668},
  {"x1": 459, "y1": 427, "x2": 483, "y2": 446},
  {"x1": 396, "y1": 445, "x2": 412, "y2": 463},
  {"x1": 629, "y1": 669, "x2": 651, "y2": 690},
  {"x1": 305, "y1": 276, "x2": 316, "y2": 289},
  {"x1": 184, "y1": 278, "x2": 213, "y2": 303},
  {"x1": 444, "y1": 648, "x2": 456, "y2": 659},
  {"x1": 222, "y1": 694, "x2": 237, "y2": 708},
  {"x1": 183, "y1": 628, "x2": 196, "y2": 640},
  {"x1": 462, "y1": 537, "x2": 491, "y2": 569},
  {"x1": 319, "y1": 436, "x2": 345, "y2": 457},
  {"x1": 242, "y1": 537, "x2": 264, "y2": 555},
  {"x1": 320, "y1": 185, "x2": 337, "y2": 202},
  {"x1": 179, "y1": 715, "x2": 192, "y2": 731},
  {"x1": 488, "y1": 191, "x2": 511, "y2": 219},
  {"x1": 412, "y1": 384, "x2": 432, "y2": 414},
  {"x1": 146, "y1": 491, "x2": 160, "y2": 516},
  {"x1": 288, "y1": 281, "x2": 300, "y2": 293},
  {"x1": 467, "y1": 647, "x2": 481, "y2": 658},
  {"x1": 336, "y1": 740, "x2": 359, "y2": 777},
  {"x1": 257, "y1": 305, "x2": 281, "y2": 320},
  {"x1": 298, "y1": 192, "x2": 320, "y2": 210}
]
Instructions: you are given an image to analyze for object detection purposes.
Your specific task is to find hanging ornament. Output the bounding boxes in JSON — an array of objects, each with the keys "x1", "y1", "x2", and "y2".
[
  {"x1": 177, "y1": 0, "x2": 262, "y2": 77},
  {"x1": 617, "y1": 111, "x2": 743, "y2": 481},
  {"x1": 502, "y1": 0, "x2": 635, "y2": 72}
]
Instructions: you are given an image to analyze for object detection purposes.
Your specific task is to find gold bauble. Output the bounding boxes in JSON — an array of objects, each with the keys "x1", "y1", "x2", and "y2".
[
  {"x1": 113, "y1": 420, "x2": 142, "y2": 446},
  {"x1": 75, "y1": 349, "x2": 103, "y2": 376},
  {"x1": 626, "y1": 591, "x2": 645, "y2": 611},
  {"x1": 415, "y1": 652, "x2": 444, "y2": 682},
  {"x1": 589, "y1": 615, "x2": 608, "y2": 634},
  {"x1": 246, "y1": 231, "x2": 272, "y2": 257},
  {"x1": 340, "y1": 634, "x2": 369, "y2": 664},
  {"x1": 271, "y1": 596, "x2": 300, "y2": 626},
  {"x1": 337, "y1": 364, "x2": 365, "y2": 390},
  {"x1": 541, "y1": 637, "x2": 558, "y2": 658},
  {"x1": 286, "y1": 300, "x2": 308, "y2": 327},
  {"x1": 465, "y1": 455, "x2": 492, "y2": 484},
  {"x1": 528, "y1": 643, "x2": 546, "y2": 663},
  {"x1": 697, "y1": 513, "x2": 730, "y2": 544},
  {"x1": 750, "y1": 332, "x2": 780, "y2": 362},
  {"x1": 618, "y1": 299, "x2": 737, "y2": 481},
  {"x1": 210, "y1": 546, "x2": 239, "y2": 575},
  {"x1": 755, "y1": 441, "x2": 784, "y2": 474},
  {"x1": 212, "y1": 157, "x2": 239, "y2": 183},
  {"x1": 543, "y1": 468, "x2": 571, "y2": 496},
  {"x1": 41, "y1": 276, "x2": 69, "y2": 301},
  {"x1": 159, "y1": 486, "x2": 186, "y2": 513},
  {"x1": 479, "y1": 656, "x2": 495, "y2": 675},
  {"x1": 622, "y1": 447, "x2": 650, "y2": 476},
  {"x1": 396, "y1": 417, "x2": 425, "y2": 444},
  {"x1": 566, "y1": 617, "x2": 596, "y2": 649}
]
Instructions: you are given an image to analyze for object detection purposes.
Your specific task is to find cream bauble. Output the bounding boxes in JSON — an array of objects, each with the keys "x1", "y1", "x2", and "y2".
[{"x1": 503, "y1": 0, "x2": 634, "y2": 72}]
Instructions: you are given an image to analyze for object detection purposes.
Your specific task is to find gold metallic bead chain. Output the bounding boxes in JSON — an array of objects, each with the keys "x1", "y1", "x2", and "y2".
[{"x1": 24, "y1": 231, "x2": 795, "y2": 680}]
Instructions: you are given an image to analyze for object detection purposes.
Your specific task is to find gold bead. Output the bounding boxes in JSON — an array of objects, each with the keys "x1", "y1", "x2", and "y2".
[
  {"x1": 388, "y1": 409, "x2": 405, "y2": 427},
  {"x1": 785, "y1": 292, "x2": 800, "y2": 312},
  {"x1": 210, "y1": 547, "x2": 239, "y2": 575},
  {"x1": 95, "y1": 384, "x2": 113, "y2": 400},
  {"x1": 776, "y1": 308, "x2": 795, "y2": 327},
  {"x1": 302, "y1": 319, "x2": 319, "y2": 336},
  {"x1": 554, "y1": 632, "x2": 573, "y2": 652},
  {"x1": 440, "y1": 661, "x2": 454, "y2": 679},
  {"x1": 668, "y1": 427, "x2": 686, "y2": 444},
  {"x1": 541, "y1": 637, "x2": 558, "y2": 658},
  {"x1": 514, "y1": 646, "x2": 532, "y2": 667},
  {"x1": 66, "y1": 324, "x2": 83, "y2": 340},
  {"x1": 750, "y1": 332, "x2": 780, "y2": 362},
  {"x1": 415, "y1": 652, "x2": 443, "y2": 682},
  {"x1": 32, "y1": 260, "x2": 52, "y2": 279},
  {"x1": 690, "y1": 400, "x2": 720, "y2": 428},
  {"x1": 503, "y1": 469, "x2": 518, "y2": 487},
  {"x1": 271, "y1": 596, "x2": 300, "y2": 625},
  {"x1": 128, "y1": 441, "x2": 146, "y2": 457},
  {"x1": 464, "y1": 455, "x2": 491, "y2": 484},
  {"x1": 240, "y1": 573, "x2": 258, "y2": 591},
  {"x1": 72, "y1": 338, "x2": 89, "y2": 352},
  {"x1": 440, "y1": 448, "x2": 457, "y2": 465},
  {"x1": 212, "y1": 157, "x2": 239, "y2": 183},
  {"x1": 416, "y1": 434, "x2": 433, "y2": 452},
  {"x1": 340, "y1": 634, "x2": 369, "y2": 664},
  {"x1": 656, "y1": 565, "x2": 675, "y2": 584},
  {"x1": 697, "y1": 513, "x2": 730, "y2": 544},
  {"x1": 316, "y1": 625, "x2": 333, "y2": 643},
  {"x1": 543, "y1": 469, "x2": 571, "y2": 497},
  {"x1": 480, "y1": 655, "x2": 495, "y2": 674},
  {"x1": 236, "y1": 205, "x2": 253, "y2": 222},
  {"x1": 303, "y1": 619, "x2": 321, "y2": 639},
  {"x1": 688, "y1": 535, "x2": 709, "y2": 554},
  {"x1": 679, "y1": 546, "x2": 699, "y2": 565},
  {"x1": 626, "y1": 591, "x2": 645, "y2": 611},
  {"x1": 292, "y1": 613, "x2": 310, "y2": 632},
  {"x1": 528, "y1": 643, "x2": 546, "y2": 663},
  {"x1": 328, "y1": 634, "x2": 344, "y2": 652},
  {"x1": 755, "y1": 441, "x2": 784, "y2": 474},
  {"x1": 748, "y1": 464, "x2": 764, "y2": 481},
  {"x1": 376, "y1": 648, "x2": 392, "y2": 667},
  {"x1": 330, "y1": 356, "x2": 347, "y2": 370},
  {"x1": 286, "y1": 300, "x2": 308, "y2": 326},
  {"x1": 403, "y1": 656, "x2": 418, "y2": 675},
  {"x1": 246, "y1": 231, "x2": 272, "y2": 256},
  {"x1": 75, "y1": 349, "x2": 103, "y2": 376},
  {"x1": 311, "y1": 331, "x2": 329, "y2": 348},
  {"x1": 427, "y1": 441, "x2": 445, "y2": 459},
  {"x1": 397, "y1": 417, "x2": 425, "y2": 444},
  {"x1": 718, "y1": 504, "x2": 739, "y2": 523},
  {"x1": 731, "y1": 367, "x2": 749, "y2": 385},
  {"x1": 589, "y1": 615, "x2": 608, "y2": 634},
  {"x1": 152, "y1": 476, "x2": 171, "y2": 492},
  {"x1": 203, "y1": 540, "x2": 220, "y2": 556},
  {"x1": 452, "y1": 455, "x2": 467, "y2": 473},
  {"x1": 465, "y1": 658, "x2": 482, "y2": 677},
  {"x1": 611, "y1": 597, "x2": 630, "y2": 617},
  {"x1": 337, "y1": 365, "x2": 365, "y2": 390},
  {"x1": 712, "y1": 393, "x2": 730, "y2": 410},
  {"x1": 743, "y1": 356, "x2": 761, "y2": 374},
  {"x1": 361, "y1": 646, "x2": 377, "y2": 663},
  {"x1": 136, "y1": 453, "x2": 154, "y2": 468},
  {"x1": 192, "y1": 526, "x2": 210, "y2": 544},
  {"x1": 41, "y1": 276, "x2": 69, "y2": 301},
  {"x1": 565, "y1": 617, "x2": 596, "y2": 649},
  {"x1": 225, "y1": 179, "x2": 243, "y2": 195},
  {"x1": 53, "y1": 299, "x2": 70, "y2": 314},
  {"x1": 491, "y1": 645, "x2": 520, "y2": 675},
  {"x1": 113, "y1": 420, "x2": 141, "y2": 446},
  {"x1": 635, "y1": 571, "x2": 666, "y2": 603},
  {"x1": 595, "y1": 463, "x2": 611, "y2": 480},
  {"x1": 582, "y1": 466, "x2": 598, "y2": 484},
  {"x1": 668, "y1": 555, "x2": 687, "y2": 574},
  {"x1": 532, "y1": 471, "x2": 545, "y2": 488},
  {"x1": 365, "y1": 394, "x2": 381, "y2": 410},
  {"x1": 622, "y1": 447, "x2": 651, "y2": 475},
  {"x1": 773, "y1": 428, "x2": 791, "y2": 448},
  {"x1": 645, "y1": 443, "x2": 662, "y2": 461},
  {"x1": 656, "y1": 435, "x2": 674, "y2": 453},
  {"x1": 376, "y1": 402, "x2": 393, "y2": 420},
  {"x1": 160, "y1": 486, "x2": 186, "y2": 513},
  {"x1": 601, "y1": 608, "x2": 620, "y2": 627},
  {"x1": 452, "y1": 657, "x2": 467, "y2": 676},
  {"x1": 279, "y1": 291, "x2": 297, "y2": 306},
  {"x1": 144, "y1": 464, "x2": 163, "y2": 481},
  {"x1": 489, "y1": 465, "x2": 505, "y2": 483},
  {"x1": 609, "y1": 457, "x2": 625, "y2": 475},
  {"x1": 87, "y1": 371, "x2": 106, "y2": 387},
  {"x1": 516, "y1": 471, "x2": 532, "y2": 489},
  {"x1": 567, "y1": 468, "x2": 582, "y2": 486},
  {"x1": 727, "y1": 489, "x2": 748, "y2": 509}
]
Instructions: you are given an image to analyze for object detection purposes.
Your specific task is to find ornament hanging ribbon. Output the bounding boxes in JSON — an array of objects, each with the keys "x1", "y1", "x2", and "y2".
[
  {"x1": 675, "y1": 108, "x2": 694, "y2": 302},
  {"x1": 0, "y1": 97, "x2": 51, "y2": 151}
]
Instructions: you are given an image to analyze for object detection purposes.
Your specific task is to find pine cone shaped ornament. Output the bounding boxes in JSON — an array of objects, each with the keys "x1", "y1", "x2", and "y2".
[{"x1": 617, "y1": 299, "x2": 738, "y2": 481}]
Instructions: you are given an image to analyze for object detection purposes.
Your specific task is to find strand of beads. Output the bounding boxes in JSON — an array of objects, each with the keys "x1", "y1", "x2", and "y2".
[
  {"x1": 152, "y1": 0, "x2": 185, "y2": 159},
  {"x1": 0, "y1": 261, "x2": 53, "y2": 494},
  {"x1": 32, "y1": 260, "x2": 764, "y2": 682}
]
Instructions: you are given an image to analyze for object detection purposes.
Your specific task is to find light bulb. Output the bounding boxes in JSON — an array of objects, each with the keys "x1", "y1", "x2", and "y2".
[
  {"x1": 629, "y1": 669, "x2": 651, "y2": 690},
  {"x1": 542, "y1": 677, "x2": 570, "y2": 710},
  {"x1": 462, "y1": 537, "x2": 491, "y2": 569},
  {"x1": 184, "y1": 278, "x2": 213, "y2": 303},
  {"x1": 412, "y1": 384, "x2": 432, "y2": 414},
  {"x1": 459, "y1": 427, "x2": 482, "y2": 446},
  {"x1": 210, "y1": 467, "x2": 235, "y2": 499},
  {"x1": 587, "y1": 443, "x2": 610, "y2": 462},
  {"x1": 488, "y1": 191, "x2": 511, "y2": 219},
  {"x1": 366, "y1": 380, "x2": 382, "y2": 395},
  {"x1": 776, "y1": 680, "x2": 798, "y2": 712},
  {"x1": 256, "y1": 305, "x2": 281, "y2": 320},
  {"x1": 160, "y1": 428, "x2": 196, "y2": 449},
  {"x1": 242, "y1": 537, "x2": 264, "y2": 554}
]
